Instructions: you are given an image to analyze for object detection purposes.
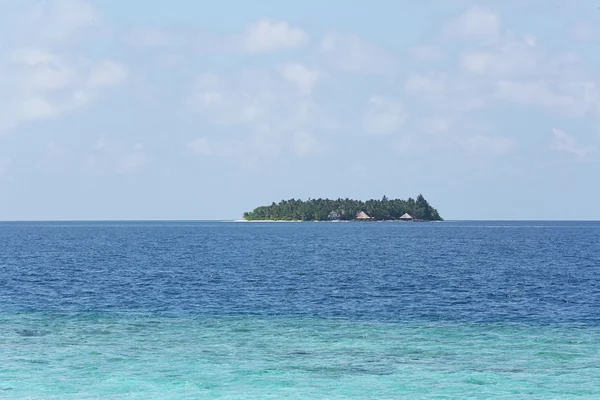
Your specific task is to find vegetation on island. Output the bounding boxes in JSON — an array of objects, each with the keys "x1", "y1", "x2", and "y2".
[{"x1": 243, "y1": 195, "x2": 443, "y2": 221}]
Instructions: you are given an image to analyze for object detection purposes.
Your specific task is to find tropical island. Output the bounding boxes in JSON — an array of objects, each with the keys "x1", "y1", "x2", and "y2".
[{"x1": 243, "y1": 194, "x2": 443, "y2": 221}]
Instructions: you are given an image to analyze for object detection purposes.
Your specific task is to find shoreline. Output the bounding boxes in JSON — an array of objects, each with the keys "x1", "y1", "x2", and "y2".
[{"x1": 235, "y1": 219, "x2": 440, "y2": 223}]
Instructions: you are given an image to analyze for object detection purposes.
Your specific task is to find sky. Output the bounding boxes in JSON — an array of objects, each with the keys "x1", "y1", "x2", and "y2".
[{"x1": 1, "y1": 0, "x2": 599, "y2": 220}]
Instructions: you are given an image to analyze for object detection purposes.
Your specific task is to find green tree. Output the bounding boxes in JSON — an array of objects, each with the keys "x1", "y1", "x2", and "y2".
[{"x1": 243, "y1": 195, "x2": 443, "y2": 221}]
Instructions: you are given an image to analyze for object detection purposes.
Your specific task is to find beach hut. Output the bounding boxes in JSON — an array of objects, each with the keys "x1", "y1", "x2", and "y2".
[
  {"x1": 399, "y1": 213, "x2": 413, "y2": 221},
  {"x1": 355, "y1": 211, "x2": 371, "y2": 220}
]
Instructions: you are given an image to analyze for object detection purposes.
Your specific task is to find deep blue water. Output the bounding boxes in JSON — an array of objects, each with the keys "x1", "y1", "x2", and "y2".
[
  {"x1": 2, "y1": 221, "x2": 599, "y2": 323},
  {"x1": 1, "y1": 221, "x2": 599, "y2": 398}
]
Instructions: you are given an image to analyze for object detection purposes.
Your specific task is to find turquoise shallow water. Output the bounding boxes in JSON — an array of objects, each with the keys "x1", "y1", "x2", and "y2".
[{"x1": 1, "y1": 314, "x2": 599, "y2": 399}]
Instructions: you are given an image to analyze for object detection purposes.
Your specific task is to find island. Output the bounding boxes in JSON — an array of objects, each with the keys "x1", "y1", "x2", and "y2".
[{"x1": 243, "y1": 194, "x2": 443, "y2": 222}]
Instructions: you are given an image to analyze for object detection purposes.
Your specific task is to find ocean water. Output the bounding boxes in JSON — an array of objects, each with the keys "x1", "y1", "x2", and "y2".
[{"x1": 0, "y1": 221, "x2": 599, "y2": 398}]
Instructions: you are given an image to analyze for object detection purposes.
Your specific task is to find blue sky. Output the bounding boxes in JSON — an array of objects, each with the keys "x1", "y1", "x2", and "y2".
[{"x1": 1, "y1": 0, "x2": 599, "y2": 220}]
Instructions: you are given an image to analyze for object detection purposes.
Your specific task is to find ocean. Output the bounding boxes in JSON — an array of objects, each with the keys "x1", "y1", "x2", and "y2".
[{"x1": 1, "y1": 221, "x2": 599, "y2": 398}]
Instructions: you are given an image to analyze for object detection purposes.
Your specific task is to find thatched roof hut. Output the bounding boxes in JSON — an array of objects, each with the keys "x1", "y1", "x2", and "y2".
[
  {"x1": 399, "y1": 213, "x2": 413, "y2": 221},
  {"x1": 355, "y1": 211, "x2": 371, "y2": 220}
]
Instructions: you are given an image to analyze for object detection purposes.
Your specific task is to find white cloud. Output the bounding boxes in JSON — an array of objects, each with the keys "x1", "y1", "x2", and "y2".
[
  {"x1": 461, "y1": 52, "x2": 494, "y2": 74},
  {"x1": 191, "y1": 72, "x2": 273, "y2": 125},
  {"x1": 495, "y1": 80, "x2": 600, "y2": 115},
  {"x1": 364, "y1": 96, "x2": 407, "y2": 136},
  {"x1": 414, "y1": 18, "x2": 600, "y2": 120},
  {"x1": 401, "y1": 13, "x2": 600, "y2": 157},
  {"x1": 0, "y1": 1, "x2": 127, "y2": 133},
  {"x1": 11, "y1": 48, "x2": 72, "y2": 91},
  {"x1": 188, "y1": 69, "x2": 328, "y2": 161},
  {"x1": 442, "y1": 18, "x2": 600, "y2": 119},
  {"x1": 320, "y1": 33, "x2": 397, "y2": 74},
  {"x1": 87, "y1": 61, "x2": 129, "y2": 88},
  {"x1": 11, "y1": 48, "x2": 59, "y2": 66},
  {"x1": 495, "y1": 80, "x2": 573, "y2": 108},
  {"x1": 190, "y1": 69, "x2": 323, "y2": 133},
  {"x1": 404, "y1": 71, "x2": 486, "y2": 112},
  {"x1": 1, "y1": 50, "x2": 128, "y2": 132},
  {"x1": 551, "y1": 128, "x2": 596, "y2": 157},
  {"x1": 241, "y1": 19, "x2": 308, "y2": 53},
  {"x1": 444, "y1": 7, "x2": 500, "y2": 40},
  {"x1": 277, "y1": 62, "x2": 319, "y2": 95},
  {"x1": 460, "y1": 41, "x2": 539, "y2": 77},
  {"x1": 19, "y1": 97, "x2": 61, "y2": 120},
  {"x1": 125, "y1": 19, "x2": 308, "y2": 54},
  {"x1": 13, "y1": 0, "x2": 101, "y2": 46}
]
